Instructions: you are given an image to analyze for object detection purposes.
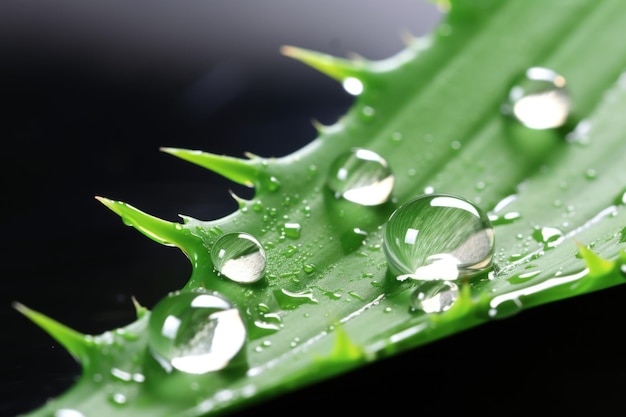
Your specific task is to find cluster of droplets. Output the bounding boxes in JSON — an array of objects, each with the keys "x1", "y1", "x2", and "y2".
[{"x1": 143, "y1": 65, "x2": 581, "y2": 376}]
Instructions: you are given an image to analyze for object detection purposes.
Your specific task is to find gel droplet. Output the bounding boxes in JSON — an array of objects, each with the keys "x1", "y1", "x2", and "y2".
[
  {"x1": 148, "y1": 290, "x2": 246, "y2": 374},
  {"x1": 383, "y1": 194, "x2": 495, "y2": 281},
  {"x1": 327, "y1": 148, "x2": 394, "y2": 206},
  {"x1": 211, "y1": 232, "x2": 266, "y2": 283},
  {"x1": 503, "y1": 67, "x2": 570, "y2": 129},
  {"x1": 410, "y1": 281, "x2": 459, "y2": 313}
]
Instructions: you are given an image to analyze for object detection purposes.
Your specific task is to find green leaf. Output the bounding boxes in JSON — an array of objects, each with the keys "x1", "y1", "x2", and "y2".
[{"x1": 17, "y1": 1, "x2": 626, "y2": 416}]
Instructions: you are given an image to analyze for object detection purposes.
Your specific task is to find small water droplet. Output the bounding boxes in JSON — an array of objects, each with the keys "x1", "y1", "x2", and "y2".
[
  {"x1": 487, "y1": 296, "x2": 523, "y2": 319},
  {"x1": 55, "y1": 410, "x2": 86, "y2": 417},
  {"x1": 327, "y1": 148, "x2": 394, "y2": 206},
  {"x1": 281, "y1": 223, "x2": 301, "y2": 239},
  {"x1": 266, "y1": 176, "x2": 281, "y2": 192},
  {"x1": 383, "y1": 194, "x2": 495, "y2": 281},
  {"x1": 360, "y1": 106, "x2": 376, "y2": 121},
  {"x1": 342, "y1": 77, "x2": 364, "y2": 95},
  {"x1": 390, "y1": 131, "x2": 403, "y2": 143},
  {"x1": 489, "y1": 211, "x2": 521, "y2": 226},
  {"x1": 109, "y1": 393, "x2": 127, "y2": 406},
  {"x1": 283, "y1": 245, "x2": 299, "y2": 258},
  {"x1": 503, "y1": 67, "x2": 570, "y2": 129},
  {"x1": 148, "y1": 290, "x2": 246, "y2": 374},
  {"x1": 532, "y1": 226, "x2": 564, "y2": 249},
  {"x1": 273, "y1": 288, "x2": 318, "y2": 310},
  {"x1": 211, "y1": 232, "x2": 266, "y2": 283},
  {"x1": 410, "y1": 281, "x2": 459, "y2": 313},
  {"x1": 584, "y1": 168, "x2": 597, "y2": 180}
]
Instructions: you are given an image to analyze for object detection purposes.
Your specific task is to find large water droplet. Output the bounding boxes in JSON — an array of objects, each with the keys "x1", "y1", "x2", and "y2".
[
  {"x1": 211, "y1": 232, "x2": 266, "y2": 283},
  {"x1": 410, "y1": 281, "x2": 459, "y2": 313},
  {"x1": 148, "y1": 290, "x2": 246, "y2": 374},
  {"x1": 327, "y1": 148, "x2": 394, "y2": 206},
  {"x1": 503, "y1": 67, "x2": 570, "y2": 129},
  {"x1": 383, "y1": 194, "x2": 495, "y2": 280}
]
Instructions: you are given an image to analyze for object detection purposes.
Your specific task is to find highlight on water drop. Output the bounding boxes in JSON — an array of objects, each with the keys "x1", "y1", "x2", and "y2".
[
  {"x1": 503, "y1": 66, "x2": 571, "y2": 129},
  {"x1": 383, "y1": 193, "x2": 495, "y2": 281},
  {"x1": 327, "y1": 148, "x2": 394, "y2": 206},
  {"x1": 148, "y1": 290, "x2": 247, "y2": 374},
  {"x1": 211, "y1": 232, "x2": 266, "y2": 283}
]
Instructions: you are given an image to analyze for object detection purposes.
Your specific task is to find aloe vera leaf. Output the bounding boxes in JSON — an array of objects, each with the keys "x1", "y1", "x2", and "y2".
[{"x1": 15, "y1": 0, "x2": 626, "y2": 416}]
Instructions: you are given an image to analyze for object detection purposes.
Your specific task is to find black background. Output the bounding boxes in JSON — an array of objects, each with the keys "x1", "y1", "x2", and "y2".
[{"x1": 2, "y1": 1, "x2": 626, "y2": 416}]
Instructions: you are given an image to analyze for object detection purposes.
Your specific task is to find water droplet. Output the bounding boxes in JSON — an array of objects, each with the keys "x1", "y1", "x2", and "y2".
[
  {"x1": 211, "y1": 232, "x2": 266, "y2": 283},
  {"x1": 390, "y1": 132, "x2": 403, "y2": 143},
  {"x1": 327, "y1": 148, "x2": 394, "y2": 206},
  {"x1": 148, "y1": 290, "x2": 247, "y2": 374},
  {"x1": 489, "y1": 211, "x2": 521, "y2": 226},
  {"x1": 273, "y1": 288, "x2": 318, "y2": 310},
  {"x1": 487, "y1": 296, "x2": 523, "y2": 319},
  {"x1": 383, "y1": 194, "x2": 495, "y2": 280},
  {"x1": 281, "y1": 223, "x2": 301, "y2": 239},
  {"x1": 531, "y1": 226, "x2": 564, "y2": 249},
  {"x1": 266, "y1": 176, "x2": 281, "y2": 192},
  {"x1": 342, "y1": 77, "x2": 364, "y2": 95},
  {"x1": 584, "y1": 168, "x2": 597, "y2": 180},
  {"x1": 503, "y1": 67, "x2": 570, "y2": 129},
  {"x1": 109, "y1": 393, "x2": 127, "y2": 406},
  {"x1": 410, "y1": 281, "x2": 459, "y2": 313},
  {"x1": 360, "y1": 106, "x2": 376, "y2": 122},
  {"x1": 55, "y1": 410, "x2": 86, "y2": 417}
]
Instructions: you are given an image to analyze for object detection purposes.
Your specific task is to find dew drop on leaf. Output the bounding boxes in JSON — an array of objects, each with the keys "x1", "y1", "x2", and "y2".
[
  {"x1": 503, "y1": 66, "x2": 570, "y2": 129},
  {"x1": 148, "y1": 290, "x2": 247, "y2": 374},
  {"x1": 281, "y1": 222, "x2": 301, "y2": 239},
  {"x1": 531, "y1": 226, "x2": 564, "y2": 249},
  {"x1": 342, "y1": 77, "x2": 363, "y2": 96},
  {"x1": 55, "y1": 410, "x2": 86, "y2": 417},
  {"x1": 410, "y1": 280, "x2": 459, "y2": 314},
  {"x1": 108, "y1": 392, "x2": 128, "y2": 406},
  {"x1": 211, "y1": 232, "x2": 266, "y2": 283},
  {"x1": 383, "y1": 194, "x2": 495, "y2": 281},
  {"x1": 327, "y1": 148, "x2": 394, "y2": 206}
]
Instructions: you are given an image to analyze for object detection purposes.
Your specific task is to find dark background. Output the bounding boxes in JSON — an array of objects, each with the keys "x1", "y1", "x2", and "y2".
[{"x1": 2, "y1": 1, "x2": 626, "y2": 416}]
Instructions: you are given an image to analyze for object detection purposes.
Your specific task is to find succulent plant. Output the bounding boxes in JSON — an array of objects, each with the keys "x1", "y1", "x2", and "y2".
[{"x1": 14, "y1": 0, "x2": 626, "y2": 416}]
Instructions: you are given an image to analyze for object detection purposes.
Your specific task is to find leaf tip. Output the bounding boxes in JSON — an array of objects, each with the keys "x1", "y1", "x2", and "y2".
[{"x1": 574, "y1": 240, "x2": 615, "y2": 277}]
